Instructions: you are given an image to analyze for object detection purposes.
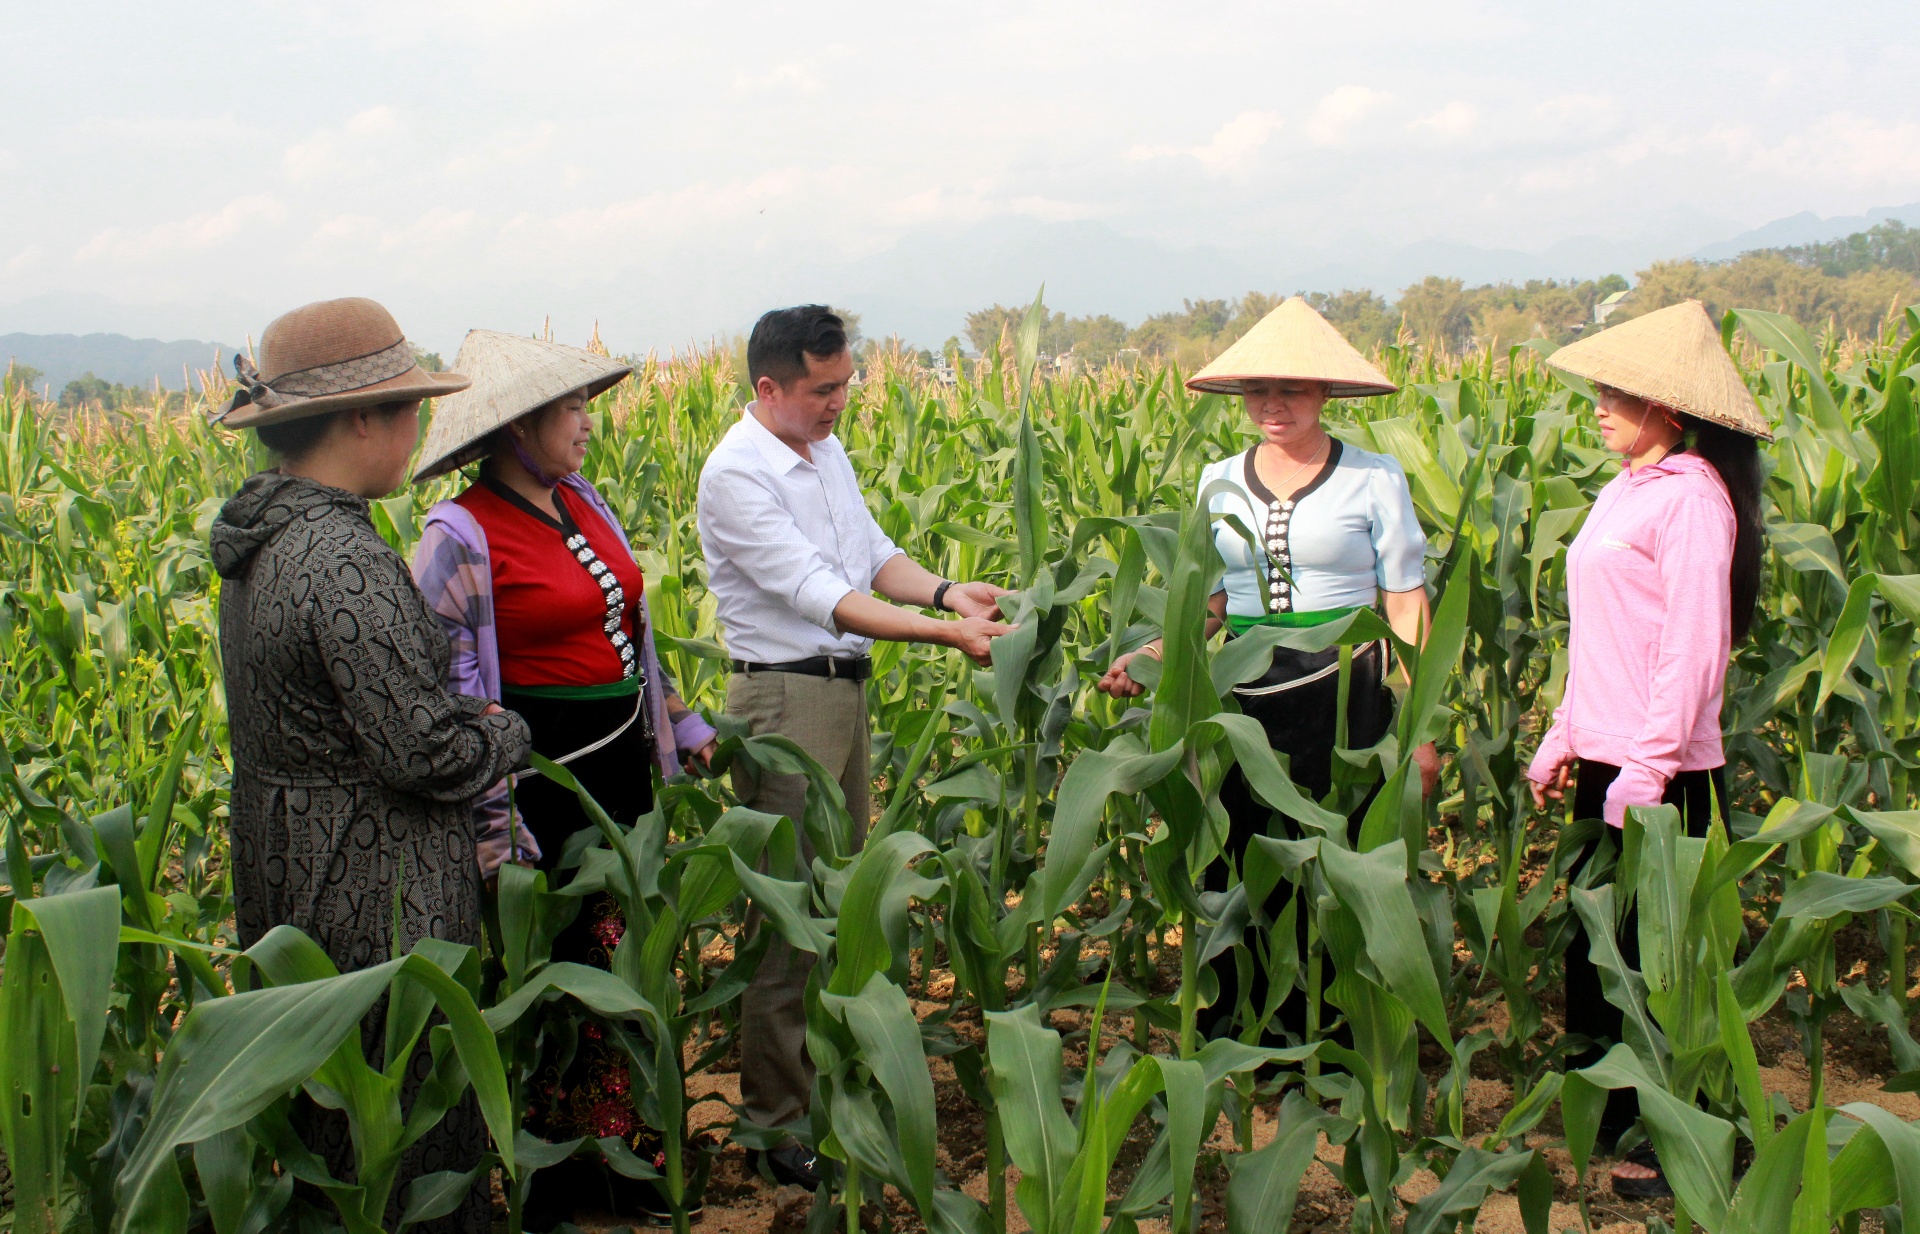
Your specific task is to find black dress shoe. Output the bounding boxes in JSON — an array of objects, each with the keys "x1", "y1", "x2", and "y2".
[{"x1": 749, "y1": 1144, "x2": 823, "y2": 1189}]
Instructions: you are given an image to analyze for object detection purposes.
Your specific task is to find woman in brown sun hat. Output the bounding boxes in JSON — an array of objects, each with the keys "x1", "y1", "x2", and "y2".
[
  {"x1": 411, "y1": 329, "x2": 717, "y2": 1230},
  {"x1": 1527, "y1": 299, "x2": 1769, "y2": 1197},
  {"x1": 210, "y1": 298, "x2": 531, "y2": 1234},
  {"x1": 1095, "y1": 295, "x2": 1439, "y2": 1047}
]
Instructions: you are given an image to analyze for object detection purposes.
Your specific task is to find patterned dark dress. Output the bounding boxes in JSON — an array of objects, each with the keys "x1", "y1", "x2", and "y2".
[{"x1": 212, "y1": 471, "x2": 531, "y2": 1234}]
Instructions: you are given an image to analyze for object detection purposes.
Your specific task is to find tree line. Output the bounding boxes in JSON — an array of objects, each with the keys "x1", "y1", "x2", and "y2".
[{"x1": 964, "y1": 219, "x2": 1920, "y2": 364}]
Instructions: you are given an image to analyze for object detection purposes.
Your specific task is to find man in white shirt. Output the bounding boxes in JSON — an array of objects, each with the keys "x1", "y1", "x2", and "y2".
[{"x1": 696, "y1": 305, "x2": 1009, "y2": 1187}]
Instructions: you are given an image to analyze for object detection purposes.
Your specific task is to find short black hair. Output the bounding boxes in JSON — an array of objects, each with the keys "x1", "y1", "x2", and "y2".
[
  {"x1": 252, "y1": 399, "x2": 417, "y2": 460},
  {"x1": 747, "y1": 305, "x2": 848, "y2": 388}
]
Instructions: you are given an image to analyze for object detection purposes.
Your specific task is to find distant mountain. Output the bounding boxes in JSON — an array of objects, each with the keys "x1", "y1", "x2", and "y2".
[
  {"x1": 0, "y1": 332, "x2": 239, "y2": 396},
  {"x1": 1691, "y1": 203, "x2": 1920, "y2": 262}
]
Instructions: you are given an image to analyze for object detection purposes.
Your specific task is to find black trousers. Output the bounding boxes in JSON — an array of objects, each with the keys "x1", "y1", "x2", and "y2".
[
  {"x1": 1564, "y1": 758, "x2": 1726, "y2": 1141},
  {"x1": 1198, "y1": 639, "x2": 1394, "y2": 1044},
  {"x1": 502, "y1": 688, "x2": 662, "y2": 1225}
]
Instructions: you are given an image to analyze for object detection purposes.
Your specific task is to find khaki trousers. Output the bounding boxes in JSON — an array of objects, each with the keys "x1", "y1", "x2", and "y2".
[{"x1": 727, "y1": 670, "x2": 869, "y2": 1131}]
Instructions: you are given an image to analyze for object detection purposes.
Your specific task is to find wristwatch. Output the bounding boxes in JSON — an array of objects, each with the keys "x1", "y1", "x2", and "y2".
[{"x1": 932, "y1": 580, "x2": 955, "y2": 613}]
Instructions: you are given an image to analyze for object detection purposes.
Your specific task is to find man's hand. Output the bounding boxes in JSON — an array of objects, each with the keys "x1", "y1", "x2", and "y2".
[
  {"x1": 1528, "y1": 756, "x2": 1575, "y2": 809},
  {"x1": 944, "y1": 580, "x2": 1011, "y2": 620},
  {"x1": 1413, "y1": 741, "x2": 1441, "y2": 798},
  {"x1": 1095, "y1": 648, "x2": 1157, "y2": 699},
  {"x1": 942, "y1": 615, "x2": 1014, "y2": 665}
]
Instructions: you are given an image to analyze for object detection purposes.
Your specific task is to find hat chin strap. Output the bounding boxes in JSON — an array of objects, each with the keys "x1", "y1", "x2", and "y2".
[{"x1": 509, "y1": 432, "x2": 562, "y2": 488}]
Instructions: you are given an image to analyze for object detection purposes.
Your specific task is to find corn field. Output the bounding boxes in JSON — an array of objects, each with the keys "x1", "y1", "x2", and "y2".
[{"x1": 2, "y1": 301, "x2": 1919, "y2": 1234}]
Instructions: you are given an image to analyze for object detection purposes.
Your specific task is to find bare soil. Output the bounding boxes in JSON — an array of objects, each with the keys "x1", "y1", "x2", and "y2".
[{"x1": 514, "y1": 926, "x2": 1920, "y2": 1234}]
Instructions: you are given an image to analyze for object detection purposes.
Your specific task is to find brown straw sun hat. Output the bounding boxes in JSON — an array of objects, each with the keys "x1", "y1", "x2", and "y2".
[
  {"x1": 216, "y1": 297, "x2": 470, "y2": 428},
  {"x1": 1547, "y1": 299, "x2": 1771, "y2": 440},
  {"x1": 412, "y1": 330, "x2": 634, "y2": 482},
  {"x1": 1186, "y1": 296, "x2": 1398, "y2": 398}
]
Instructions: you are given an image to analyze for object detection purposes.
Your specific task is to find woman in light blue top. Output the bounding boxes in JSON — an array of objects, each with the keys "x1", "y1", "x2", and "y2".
[{"x1": 1096, "y1": 296, "x2": 1437, "y2": 1043}]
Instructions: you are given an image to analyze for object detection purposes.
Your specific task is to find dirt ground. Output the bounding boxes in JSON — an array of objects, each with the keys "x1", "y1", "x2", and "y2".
[{"x1": 517, "y1": 957, "x2": 1920, "y2": 1234}]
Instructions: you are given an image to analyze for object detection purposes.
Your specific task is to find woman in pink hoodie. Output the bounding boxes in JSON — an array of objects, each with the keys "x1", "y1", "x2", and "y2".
[{"x1": 1526, "y1": 300, "x2": 1771, "y2": 1195}]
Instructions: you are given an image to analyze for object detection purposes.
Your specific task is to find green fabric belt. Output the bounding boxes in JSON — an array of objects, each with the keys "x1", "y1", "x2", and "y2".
[
  {"x1": 1225, "y1": 607, "x2": 1361, "y2": 636},
  {"x1": 502, "y1": 677, "x2": 641, "y2": 701}
]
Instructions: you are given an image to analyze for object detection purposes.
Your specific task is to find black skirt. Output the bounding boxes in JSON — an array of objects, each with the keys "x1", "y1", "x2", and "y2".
[{"x1": 502, "y1": 687, "x2": 656, "y2": 872}]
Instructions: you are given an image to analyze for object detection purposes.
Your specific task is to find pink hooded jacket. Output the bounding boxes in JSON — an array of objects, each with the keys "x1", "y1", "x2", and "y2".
[{"x1": 1527, "y1": 450, "x2": 1736, "y2": 826}]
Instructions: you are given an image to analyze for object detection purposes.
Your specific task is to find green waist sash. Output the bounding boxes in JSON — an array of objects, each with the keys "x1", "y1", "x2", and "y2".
[
  {"x1": 501, "y1": 677, "x2": 641, "y2": 701},
  {"x1": 1225, "y1": 607, "x2": 1360, "y2": 637}
]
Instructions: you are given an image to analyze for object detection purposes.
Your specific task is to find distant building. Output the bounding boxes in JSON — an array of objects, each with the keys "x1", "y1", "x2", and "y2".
[{"x1": 1594, "y1": 290, "x2": 1631, "y2": 325}]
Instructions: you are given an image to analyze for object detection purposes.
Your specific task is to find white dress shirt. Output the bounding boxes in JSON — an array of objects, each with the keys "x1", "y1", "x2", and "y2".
[{"x1": 696, "y1": 406, "x2": 905, "y2": 663}]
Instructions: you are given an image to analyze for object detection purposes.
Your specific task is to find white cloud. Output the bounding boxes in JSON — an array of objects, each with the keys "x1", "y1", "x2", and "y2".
[
  {"x1": 308, "y1": 207, "x2": 484, "y2": 256},
  {"x1": 1305, "y1": 86, "x2": 1394, "y2": 147},
  {"x1": 1532, "y1": 94, "x2": 1620, "y2": 141},
  {"x1": 74, "y1": 195, "x2": 288, "y2": 263},
  {"x1": 733, "y1": 63, "x2": 821, "y2": 94},
  {"x1": 1126, "y1": 110, "x2": 1283, "y2": 172},
  {"x1": 1704, "y1": 113, "x2": 1920, "y2": 186},
  {"x1": 282, "y1": 106, "x2": 402, "y2": 183},
  {"x1": 1009, "y1": 195, "x2": 1105, "y2": 223},
  {"x1": 442, "y1": 124, "x2": 556, "y2": 178},
  {"x1": 5, "y1": 245, "x2": 44, "y2": 275},
  {"x1": 1410, "y1": 101, "x2": 1477, "y2": 140}
]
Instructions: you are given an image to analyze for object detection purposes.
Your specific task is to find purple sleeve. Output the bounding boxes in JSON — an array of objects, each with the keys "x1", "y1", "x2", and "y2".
[
  {"x1": 412, "y1": 505, "x2": 541, "y2": 873},
  {"x1": 413, "y1": 517, "x2": 494, "y2": 700}
]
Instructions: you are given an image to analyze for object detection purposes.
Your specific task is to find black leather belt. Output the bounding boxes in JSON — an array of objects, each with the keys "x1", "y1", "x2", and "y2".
[{"x1": 731, "y1": 655, "x2": 873, "y2": 681}]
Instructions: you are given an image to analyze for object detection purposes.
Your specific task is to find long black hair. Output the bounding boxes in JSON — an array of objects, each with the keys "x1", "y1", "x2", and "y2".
[{"x1": 1678, "y1": 414, "x2": 1766, "y2": 642}]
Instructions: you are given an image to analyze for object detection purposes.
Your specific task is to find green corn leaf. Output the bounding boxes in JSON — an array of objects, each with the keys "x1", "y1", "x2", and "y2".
[
  {"x1": 1817, "y1": 574, "x2": 1879, "y2": 713},
  {"x1": 192, "y1": 1127, "x2": 254, "y2": 1234},
  {"x1": 1569, "y1": 886, "x2": 1671, "y2": 1080},
  {"x1": 1013, "y1": 410, "x2": 1049, "y2": 587},
  {"x1": 1722, "y1": 1107, "x2": 1815, "y2": 1234},
  {"x1": 985, "y1": 1003, "x2": 1079, "y2": 1234},
  {"x1": 1517, "y1": 1150, "x2": 1553, "y2": 1234},
  {"x1": 1828, "y1": 1109, "x2": 1898, "y2": 1219},
  {"x1": 1226, "y1": 1092, "x2": 1344, "y2": 1234},
  {"x1": 116, "y1": 961, "x2": 405, "y2": 1228},
  {"x1": 482, "y1": 960, "x2": 661, "y2": 1032},
  {"x1": 1791, "y1": 1104, "x2": 1831, "y2": 1234},
  {"x1": 396, "y1": 1163, "x2": 485, "y2": 1229},
  {"x1": 1719, "y1": 971, "x2": 1775, "y2": 1157},
  {"x1": 10, "y1": 885, "x2": 119, "y2": 1128},
  {"x1": 1838, "y1": 1103, "x2": 1920, "y2": 1222},
  {"x1": 1575, "y1": 1043, "x2": 1736, "y2": 1230},
  {"x1": 1318, "y1": 841, "x2": 1450, "y2": 1042},
  {"x1": 1878, "y1": 574, "x2": 1920, "y2": 626},
  {"x1": 1401, "y1": 1146, "x2": 1537, "y2": 1234},
  {"x1": 1160, "y1": 1056, "x2": 1207, "y2": 1234},
  {"x1": 1032, "y1": 742, "x2": 1184, "y2": 926},
  {"x1": 1863, "y1": 370, "x2": 1917, "y2": 547},
  {"x1": 1777, "y1": 871, "x2": 1917, "y2": 919},
  {"x1": 1149, "y1": 487, "x2": 1226, "y2": 752},
  {"x1": 823, "y1": 973, "x2": 938, "y2": 1214},
  {"x1": 828, "y1": 830, "x2": 936, "y2": 996},
  {"x1": 1733, "y1": 308, "x2": 1852, "y2": 453}
]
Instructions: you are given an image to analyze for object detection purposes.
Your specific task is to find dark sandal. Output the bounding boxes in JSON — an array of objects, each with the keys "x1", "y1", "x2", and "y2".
[{"x1": 1610, "y1": 1143, "x2": 1672, "y2": 1198}]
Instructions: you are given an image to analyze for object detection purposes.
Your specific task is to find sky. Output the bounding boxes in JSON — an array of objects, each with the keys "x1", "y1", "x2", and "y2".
[{"x1": 4, "y1": 0, "x2": 1919, "y2": 358}]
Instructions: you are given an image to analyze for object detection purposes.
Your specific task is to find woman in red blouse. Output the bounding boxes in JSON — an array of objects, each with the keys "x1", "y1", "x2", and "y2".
[{"x1": 413, "y1": 332, "x2": 717, "y2": 1230}]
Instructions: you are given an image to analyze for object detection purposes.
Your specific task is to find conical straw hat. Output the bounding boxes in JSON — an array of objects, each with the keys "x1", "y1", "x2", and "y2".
[
  {"x1": 1186, "y1": 296, "x2": 1397, "y2": 398},
  {"x1": 1547, "y1": 300, "x2": 1771, "y2": 439},
  {"x1": 414, "y1": 330, "x2": 633, "y2": 481}
]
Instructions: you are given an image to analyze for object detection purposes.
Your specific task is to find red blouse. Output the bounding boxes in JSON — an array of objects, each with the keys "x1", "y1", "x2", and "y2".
[{"x1": 455, "y1": 481, "x2": 645, "y2": 689}]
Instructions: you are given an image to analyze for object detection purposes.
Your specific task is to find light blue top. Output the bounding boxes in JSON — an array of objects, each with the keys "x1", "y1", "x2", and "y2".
[{"x1": 1202, "y1": 441, "x2": 1428, "y2": 617}]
